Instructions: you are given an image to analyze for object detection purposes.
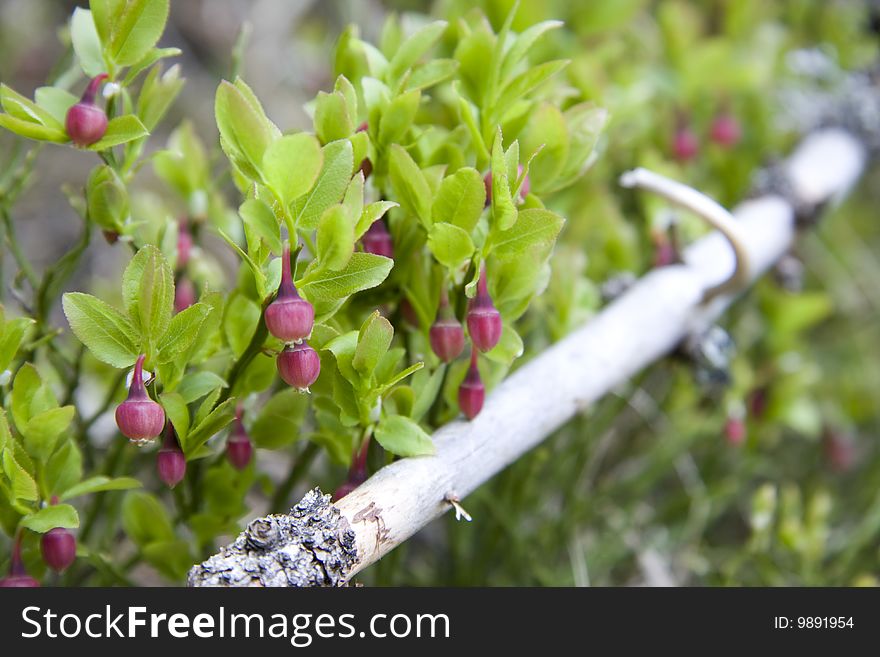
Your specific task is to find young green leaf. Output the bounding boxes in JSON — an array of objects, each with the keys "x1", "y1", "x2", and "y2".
[
  {"x1": 315, "y1": 90, "x2": 354, "y2": 144},
  {"x1": 59, "y1": 475, "x2": 141, "y2": 501},
  {"x1": 122, "y1": 245, "x2": 175, "y2": 345},
  {"x1": 388, "y1": 144, "x2": 431, "y2": 226},
  {"x1": 292, "y1": 139, "x2": 353, "y2": 230},
  {"x1": 428, "y1": 222, "x2": 475, "y2": 269},
  {"x1": 34, "y1": 87, "x2": 78, "y2": 125},
  {"x1": 387, "y1": 20, "x2": 448, "y2": 83},
  {"x1": 70, "y1": 8, "x2": 105, "y2": 77},
  {"x1": 353, "y1": 311, "x2": 394, "y2": 378},
  {"x1": 86, "y1": 115, "x2": 150, "y2": 151},
  {"x1": 261, "y1": 132, "x2": 323, "y2": 206},
  {"x1": 20, "y1": 504, "x2": 79, "y2": 532},
  {"x1": 239, "y1": 198, "x2": 282, "y2": 254},
  {"x1": 176, "y1": 371, "x2": 227, "y2": 404},
  {"x1": 108, "y1": 0, "x2": 170, "y2": 67},
  {"x1": 0, "y1": 114, "x2": 67, "y2": 143},
  {"x1": 378, "y1": 89, "x2": 420, "y2": 146},
  {"x1": 431, "y1": 167, "x2": 485, "y2": 231},
  {"x1": 1, "y1": 84, "x2": 62, "y2": 128},
  {"x1": 156, "y1": 303, "x2": 210, "y2": 363},
  {"x1": 490, "y1": 128, "x2": 517, "y2": 231},
  {"x1": 22, "y1": 406, "x2": 75, "y2": 462},
  {"x1": 374, "y1": 415, "x2": 434, "y2": 457},
  {"x1": 2, "y1": 448, "x2": 38, "y2": 503},
  {"x1": 215, "y1": 79, "x2": 275, "y2": 180},
  {"x1": 159, "y1": 391, "x2": 190, "y2": 441},
  {"x1": 0, "y1": 316, "x2": 34, "y2": 372},
  {"x1": 249, "y1": 389, "x2": 309, "y2": 449},
  {"x1": 356, "y1": 201, "x2": 398, "y2": 239},
  {"x1": 491, "y1": 208, "x2": 565, "y2": 259},
  {"x1": 62, "y1": 292, "x2": 139, "y2": 368},
  {"x1": 405, "y1": 59, "x2": 459, "y2": 92},
  {"x1": 316, "y1": 204, "x2": 355, "y2": 271},
  {"x1": 298, "y1": 253, "x2": 392, "y2": 303},
  {"x1": 183, "y1": 398, "x2": 237, "y2": 456}
]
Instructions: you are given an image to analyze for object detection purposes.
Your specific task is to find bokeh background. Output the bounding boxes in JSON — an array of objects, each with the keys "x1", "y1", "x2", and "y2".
[{"x1": 2, "y1": 0, "x2": 880, "y2": 585}]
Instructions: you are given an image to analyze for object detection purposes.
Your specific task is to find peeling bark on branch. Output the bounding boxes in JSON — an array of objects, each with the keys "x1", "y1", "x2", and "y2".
[{"x1": 189, "y1": 129, "x2": 867, "y2": 587}]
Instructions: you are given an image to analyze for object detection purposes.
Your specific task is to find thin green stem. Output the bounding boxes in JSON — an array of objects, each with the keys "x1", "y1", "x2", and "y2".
[{"x1": 269, "y1": 442, "x2": 320, "y2": 511}]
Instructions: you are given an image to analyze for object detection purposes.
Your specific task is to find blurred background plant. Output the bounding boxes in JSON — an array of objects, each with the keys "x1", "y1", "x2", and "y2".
[{"x1": 0, "y1": 0, "x2": 878, "y2": 586}]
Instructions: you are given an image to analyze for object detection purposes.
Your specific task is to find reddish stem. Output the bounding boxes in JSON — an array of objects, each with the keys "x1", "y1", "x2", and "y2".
[{"x1": 81, "y1": 73, "x2": 109, "y2": 105}]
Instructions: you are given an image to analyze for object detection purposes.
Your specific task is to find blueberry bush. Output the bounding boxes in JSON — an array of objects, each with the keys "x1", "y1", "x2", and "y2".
[{"x1": 0, "y1": 0, "x2": 878, "y2": 586}]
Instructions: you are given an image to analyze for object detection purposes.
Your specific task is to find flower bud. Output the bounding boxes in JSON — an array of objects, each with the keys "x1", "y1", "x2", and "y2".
[
  {"x1": 277, "y1": 341, "x2": 321, "y2": 391},
  {"x1": 40, "y1": 527, "x2": 76, "y2": 572},
  {"x1": 724, "y1": 416, "x2": 746, "y2": 446},
  {"x1": 430, "y1": 287, "x2": 464, "y2": 362},
  {"x1": 0, "y1": 537, "x2": 39, "y2": 588},
  {"x1": 65, "y1": 74, "x2": 109, "y2": 147},
  {"x1": 157, "y1": 424, "x2": 186, "y2": 488},
  {"x1": 174, "y1": 277, "x2": 196, "y2": 312},
  {"x1": 672, "y1": 126, "x2": 699, "y2": 162},
  {"x1": 361, "y1": 219, "x2": 393, "y2": 259},
  {"x1": 516, "y1": 164, "x2": 530, "y2": 200},
  {"x1": 484, "y1": 165, "x2": 528, "y2": 207},
  {"x1": 458, "y1": 349, "x2": 485, "y2": 420},
  {"x1": 710, "y1": 113, "x2": 741, "y2": 148},
  {"x1": 177, "y1": 221, "x2": 193, "y2": 270},
  {"x1": 333, "y1": 438, "x2": 370, "y2": 502},
  {"x1": 265, "y1": 245, "x2": 315, "y2": 343},
  {"x1": 115, "y1": 354, "x2": 165, "y2": 444},
  {"x1": 467, "y1": 266, "x2": 502, "y2": 353},
  {"x1": 227, "y1": 412, "x2": 253, "y2": 470},
  {"x1": 823, "y1": 427, "x2": 857, "y2": 473}
]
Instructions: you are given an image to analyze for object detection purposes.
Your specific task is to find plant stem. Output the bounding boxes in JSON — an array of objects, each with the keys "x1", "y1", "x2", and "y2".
[{"x1": 269, "y1": 441, "x2": 320, "y2": 511}]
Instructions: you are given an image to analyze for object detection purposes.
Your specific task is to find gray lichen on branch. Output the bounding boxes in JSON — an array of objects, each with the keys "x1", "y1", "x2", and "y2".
[{"x1": 187, "y1": 488, "x2": 357, "y2": 587}]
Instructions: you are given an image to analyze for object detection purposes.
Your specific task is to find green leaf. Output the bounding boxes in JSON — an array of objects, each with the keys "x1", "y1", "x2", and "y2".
[
  {"x1": 108, "y1": 0, "x2": 170, "y2": 67},
  {"x1": 428, "y1": 222, "x2": 475, "y2": 269},
  {"x1": 249, "y1": 389, "x2": 309, "y2": 449},
  {"x1": 122, "y1": 245, "x2": 174, "y2": 346},
  {"x1": 261, "y1": 132, "x2": 323, "y2": 207},
  {"x1": 176, "y1": 371, "x2": 227, "y2": 404},
  {"x1": 431, "y1": 167, "x2": 485, "y2": 232},
  {"x1": 483, "y1": 324, "x2": 524, "y2": 365},
  {"x1": 62, "y1": 293, "x2": 139, "y2": 368},
  {"x1": 0, "y1": 113, "x2": 67, "y2": 143},
  {"x1": 238, "y1": 198, "x2": 281, "y2": 253},
  {"x1": 374, "y1": 415, "x2": 434, "y2": 457},
  {"x1": 493, "y1": 60, "x2": 569, "y2": 116},
  {"x1": 122, "y1": 46, "x2": 182, "y2": 85},
  {"x1": 71, "y1": 8, "x2": 105, "y2": 77},
  {"x1": 316, "y1": 204, "x2": 355, "y2": 271},
  {"x1": 59, "y1": 475, "x2": 141, "y2": 501},
  {"x1": 292, "y1": 139, "x2": 353, "y2": 230},
  {"x1": 34, "y1": 87, "x2": 78, "y2": 126},
  {"x1": 22, "y1": 406, "x2": 75, "y2": 462},
  {"x1": 89, "y1": 0, "x2": 125, "y2": 45},
  {"x1": 159, "y1": 391, "x2": 190, "y2": 442},
  {"x1": 122, "y1": 491, "x2": 174, "y2": 545},
  {"x1": 20, "y1": 504, "x2": 79, "y2": 532},
  {"x1": 388, "y1": 144, "x2": 431, "y2": 226},
  {"x1": 85, "y1": 165, "x2": 128, "y2": 232},
  {"x1": 223, "y1": 293, "x2": 260, "y2": 357},
  {"x1": 299, "y1": 253, "x2": 392, "y2": 303},
  {"x1": 2, "y1": 448, "x2": 38, "y2": 503},
  {"x1": 315, "y1": 91, "x2": 354, "y2": 144},
  {"x1": 215, "y1": 79, "x2": 275, "y2": 180},
  {"x1": 183, "y1": 398, "x2": 237, "y2": 456},
  {"x1": 492, "y1": 208, "x2": 564, "y2": 259},
  {"x1": 218, "y1": 229, "x2": 267, "y2": 299},
  {"x1": 378, "y1": 89, "x2": 420, "y2": 146},
  {"x1": 520, "y1": 103, "x2": 569, "y2": 194},
  {"x1": 156, "y1": 303, "x2": 210, "y2": 363},
  {"x1": 343, "y1": 171, "x2": 365, "y2": 223},
  {"x1": 136, "y1": 63, "x2": 183, "y2": 131},
  {"x1": 387, "y1": 20, "x2": 448, "y2": 82},
  {"x1": 500, "y1": 20, "x2": 564, "y2": 79},
  {"x1": 490, "y1": 128, "x2": 517, "y2": 231},
  {"x1": 353, "y1": 311, "x2": 393, "y2": 378},
  {"x1": 405, "y1": 59, "x2": 458, "y2": 91},
  {"x1": 0, "y1": 316, "x2": 34, "y2": 372},
  {"x1": 411, "y1": 365, "x2": 446, "y2": 421},
  {"x1": 10, "y1": 364, "x2": 55, "y2": 431},
  {"x1": 356, "y1": 201, "x2": 398, "y2": 239},
  {"x1": 0, "y1": 83, "x2": 61, "y2": 127},
  {"x1": 378, "y1": 361, "x2": 424, "y2": 394},
  {"x1": 86, "y1": 114, "x2": 149, "y2": 151},
  {"x1": 44, "y1": 441, "x2": 83, "y2": 499}
]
